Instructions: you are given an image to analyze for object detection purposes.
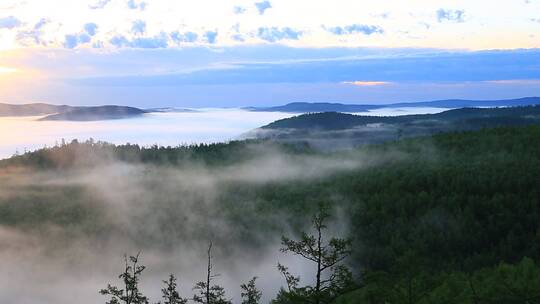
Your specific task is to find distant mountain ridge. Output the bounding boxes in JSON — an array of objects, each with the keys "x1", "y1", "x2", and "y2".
[
  {"x1": 249, "y1": 105, "x2": 540, "y2": 150},
  {"x1": 0, "y1": 103, "x2": 70, "y2": 117},
  {"x1": 0, "y1": 103, "x2": 147, "y2": 121},
  {"x1": 39, "y1": 105, "x2": 147, "y2": 121},
  {"x1": 247, "y1": 97, "x2": 540, "y2": 113}
]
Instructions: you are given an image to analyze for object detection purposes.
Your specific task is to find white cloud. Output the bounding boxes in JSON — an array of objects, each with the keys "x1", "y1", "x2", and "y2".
[
  {"x1": 0, "y1": 0, "x2": 537, "y2": 50},
  {"x1": 254, "y1": 0, "x2": 272, "y2": 15},
  {"x1": 0, "y1": 16, "x2": 22, "y2": 29}
]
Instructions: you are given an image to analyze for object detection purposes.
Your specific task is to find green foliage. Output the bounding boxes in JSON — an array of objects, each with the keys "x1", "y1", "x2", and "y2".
[
  {"x1": 337, "y1": 257, "x2": 540, "y2": 304},
  {"x1": 279, "y1": 207, "x2": 354, "y2": 304},
  {"x1": 264, "y1": 105, "x2": 540, "y2": 131},
  {"x1": 240, "y1": 277, "x2": 262, "y2": 304},
  {"x1": 192, "y1": 282, "x2": 231, "y2": 304},
  {"x1": 2, "y1": 125, "x2": 540, "y2": 303},
  {"x1": 158, "y1": 274, "x2": 188, "y2": 304},
  {"x1": 100, "y1": 253, "x2": 149, "y2": 304}
]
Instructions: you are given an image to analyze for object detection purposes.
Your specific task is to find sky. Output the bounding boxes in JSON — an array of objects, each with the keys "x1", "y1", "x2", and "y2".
[{"x1": 0, "y1": 0, "x2": 539, "y2": 107}]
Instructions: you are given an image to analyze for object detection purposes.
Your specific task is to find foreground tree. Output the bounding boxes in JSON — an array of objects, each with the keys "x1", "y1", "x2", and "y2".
[
  {"x1": 240, "y1": 277, "x2": 262, "y2": 304},
  {"x1": 193, "y1": 241, "x2": 232, "y2": 304},
  {"x1": 277, "y1": 206, "x2": 354, "y2": 304},
  {"x1": 158, "y1": 274, "x2": 188, "y2": 304},
  {"x1": 100, "y1": 253, "x2": 149, "y2": 304}
]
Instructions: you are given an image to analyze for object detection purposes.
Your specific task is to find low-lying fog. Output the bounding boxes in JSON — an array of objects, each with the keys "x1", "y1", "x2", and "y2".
[
  {"x1": 0, "y1": 107, "x2": 449, "y2": 159},
  {"x1": 0, "y1": 141, "x2": 400, "y2": 304}
]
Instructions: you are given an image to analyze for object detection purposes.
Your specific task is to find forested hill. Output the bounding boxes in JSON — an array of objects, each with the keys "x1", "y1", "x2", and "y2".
[
  {"x1": 0, "y1": 103, "x2": 146, "y2": 121},
  {"x1": 250, "y1": 106, "x2": 540, "y2": 150},
  {"x1": 1, "y1": 126, "x2": 540, "y2": 303},
  {"x1": 247, "y1": 97, "x2": 540, "y2": 113},
  {"x1": 262, "y1": 105, "x2": 540, "y2": 130},
  {"x1": 39, "y1": 105, "x2": 146, "y2": 121}
]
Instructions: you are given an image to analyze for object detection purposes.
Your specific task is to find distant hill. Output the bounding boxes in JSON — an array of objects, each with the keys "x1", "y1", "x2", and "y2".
[
  {"x1": 146, "y1": 107, "x2": 199, "y2": 113},
  {"x1": 245, "y1": 102, "x2": 379, "y2": 113},
  {"x1": 250, "y1": 105, "x2": 540, "y2": 150},
  {"x1": 40, "y1": 105, "x2": 147, "y2": 121},
  {"x1": 0, "y1": 103, "x2": 147, "y2": 121},
  {"x1": 0, "y1": 103, "x2": 70, "y2": 116},
  {"x1": 247, "y1": 97, "x2": 540, "y2": 113},
  {"x1": 263, "y1": 106, "x2": 540, "y2": 130}
]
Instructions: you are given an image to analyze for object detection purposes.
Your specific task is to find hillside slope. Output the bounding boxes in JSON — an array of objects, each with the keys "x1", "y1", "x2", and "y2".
[{"x1": 1, "y1": 126, "x2": 540, "y2": 302}]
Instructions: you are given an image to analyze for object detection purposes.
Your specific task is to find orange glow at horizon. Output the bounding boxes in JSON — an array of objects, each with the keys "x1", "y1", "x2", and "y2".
[
  {"x1": 0, "y1": 66, "x2": 18, "y2": 74},
  {"x1": 342, "y1": 81, "x2": 391, "y2": 86}
]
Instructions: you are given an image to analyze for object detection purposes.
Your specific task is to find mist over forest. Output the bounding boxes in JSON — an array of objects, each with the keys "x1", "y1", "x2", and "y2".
[{"x1": 1, "y1": 121, "x2": 540, "y2": 303}]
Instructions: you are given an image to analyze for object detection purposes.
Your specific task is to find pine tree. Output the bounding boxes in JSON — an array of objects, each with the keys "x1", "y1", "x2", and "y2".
[
  {"x1": 240, "y1": 277, "x2": 262, "y2": 304},
  {"x1": 158, "y1": 274, "x2": 188, "y2": 304},
  {"x1": 100, "y1": 253, "x2": 149, "y2": 304},
  {"x1": 279, "y1": 206, "x2": 353, "y2": 304}
]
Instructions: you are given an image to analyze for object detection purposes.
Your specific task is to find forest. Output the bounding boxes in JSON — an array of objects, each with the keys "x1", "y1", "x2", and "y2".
[{"x1": 1, "y1": 124, "x2": 540, "y2": 303}]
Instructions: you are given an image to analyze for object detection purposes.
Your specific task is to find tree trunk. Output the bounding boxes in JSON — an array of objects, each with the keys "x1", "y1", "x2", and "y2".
[
  {"x1": 206, "y1": 241, "x2": 212, "y2": 304},
  {"x1": 315, "y1": 223, "x2": 322, "y2": 304}
]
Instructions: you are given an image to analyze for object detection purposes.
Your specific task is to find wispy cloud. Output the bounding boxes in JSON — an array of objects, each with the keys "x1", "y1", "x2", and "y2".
[
  {"x1": 325, "y1": 24, "x2": 384, "y2": 35},
  {"x1": 127, "y1": 0, "x2": 146, "y2": 10},
  {"x1": 170, "y1": 31, "x2": 198, "y2": 43},
  {"x1": 84, "y1": 23, "x2": 98, "y2": 36},
  {"x1": 204, "y1": 31, "x2": 218, "y2": 44},
  {"x1": 255, "y1": 0, "x2": 272, "y2": 15},
  {"x1": 234, "y1": 6, "x2": 246, "y2": 14},
  {"x1": 257, "y1": 27, "x2": 302, "y2": 42},
  {"x1": 483, "y1": 79, "x2": 540, "y2": 85},
  {"x1": 16, "y1": 18, "x2": 49, "y2": 46},
  {"x1": 0, "y1": 16, "x2": 22, "y2": 29},
  {"x1": 131, "y1": 20, "x2": 146, "y2": 35},
  {"x1": 437, "y1": 9, "x2": 465, "y2": 23},
  {"x1": 110, "y1": 33, "x2": 169, "y2": 48},
  {"x1": 88, "y1": 0, "x2": 110, "y2": 9}
]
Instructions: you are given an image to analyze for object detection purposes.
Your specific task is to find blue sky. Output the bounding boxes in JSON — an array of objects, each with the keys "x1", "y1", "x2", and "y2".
[{"x1": 0, "y1": 0, "x2": 539, "y2": 107}]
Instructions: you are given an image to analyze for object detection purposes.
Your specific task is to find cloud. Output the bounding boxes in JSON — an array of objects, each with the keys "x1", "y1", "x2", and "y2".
[
  {"x1": 16, "y1": 19, "x2": 49, "y2": 46},
  {"x1": 110, "y1": 33, "x2": 169, "y2": 48},
  {"x1": 257, "y1": 27, "x2": 302, "y2": 42},
  {"x1": 63, "y1": 34, "x2": 79, "y2": 49},
  {"x1": 127, "y1": 0, "x2": 147, "y2": 10},
  {"x1": 84, "y1": 23, "x2": 98, "y2": 36},
  {"x1": 109, "y1": 35, "x2": 130, "y2": 47},
  {"x1": 342, "y1": 81, "x2": 391, "y2": 86},
  {"x1": 204, "y1": 30, "x2": 218, "y2": 44},
  {"x1": 232, "y1": 34, "x2": 245, "y2": 42},
  {"x1": 325, "y1": 24, "x2": 384, "y2": 35},
  {"x1": 62, "y1": 23, "x2": 100, "y2": 49},
  {"x1": 255, "y1": 1, "x2": 272, "y2": 15},
  {"x1": 170, "y1": 31, "x2": 198, "y2": 43},
  {"x1": 483, "y1": 79, "x2": 540, "y2": 85},
  {"x1": 68, "y1": 48, "x2": 540, "y2": 87},
  {"x1": 532, "y1": 18, "x2": 540, "y2": 23},
  {"x1": 437, "y1": 9, "x2": 465, "y2": 23},
  {"x1": 0, "y1": 16, "x2": 22, "y2": 29},
  {"x1": 234, "y1": 6, "x2": 246, "y2": 14},
  {"x1": 34, "y1": 18, "x2": 49, "y2": 30},
  {"x1": 88, "y1": 0, "x2": 111, "y2": 9},
  {"x1": 131, "y1": 20, "x2": 146, "y2": 35},
  {"x1": 131, "y1": 36, "x2": 168, "y2": 48}
]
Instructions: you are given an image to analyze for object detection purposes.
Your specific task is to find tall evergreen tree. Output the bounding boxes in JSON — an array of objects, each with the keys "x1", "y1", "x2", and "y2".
[
  {"x1": 240, "y1": 277, "x2": 262, "y2": 304},
  {"x1": 279, "y1": 206, "x2": 354, "y2": 304},
  {"x1": 100, "y1": 253, "x2": 149, "y2": 304},
  {"x1": 193, "y1": 242, "x2": 232, "y2": 304},
  {"x1": 158, "y1": 274, "x2": 188, "y2": 304}
]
